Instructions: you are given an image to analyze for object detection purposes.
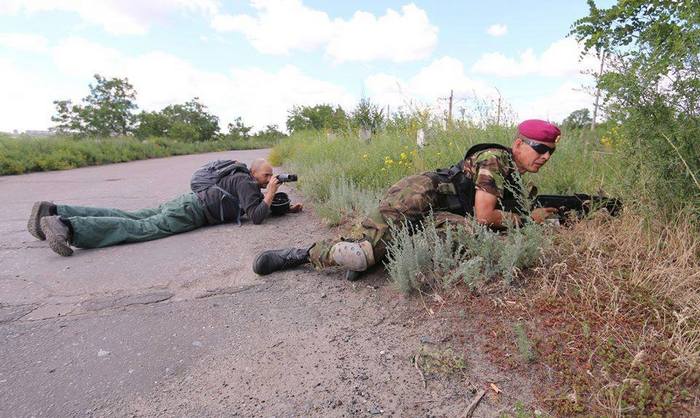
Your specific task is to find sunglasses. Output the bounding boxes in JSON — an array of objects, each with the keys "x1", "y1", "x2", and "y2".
[{"x1": 522, "y1": 138, "x2": 556, "y2": 155}]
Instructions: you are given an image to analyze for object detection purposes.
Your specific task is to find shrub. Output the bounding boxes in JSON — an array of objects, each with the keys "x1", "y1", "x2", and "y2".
[{"x1": 384, "y1": 214, "x2": 551, "y2": 294}]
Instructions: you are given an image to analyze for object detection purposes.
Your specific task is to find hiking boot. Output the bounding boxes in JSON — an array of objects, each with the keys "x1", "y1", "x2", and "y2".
[
  {"x1": 27, "y1": 201, "x2": 56, "y2": 240},
  {"x1": 253, "y1": 247, "x2": 309, "y2": 275},
  {"x1": 40, "y1": 216, "x2": 73, "y2": 256}
]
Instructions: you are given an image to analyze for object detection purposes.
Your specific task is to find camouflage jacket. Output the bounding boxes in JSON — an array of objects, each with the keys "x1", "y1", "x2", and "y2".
[{"x1": 462, "y1": 146, "x2": 527, "y2": 213}]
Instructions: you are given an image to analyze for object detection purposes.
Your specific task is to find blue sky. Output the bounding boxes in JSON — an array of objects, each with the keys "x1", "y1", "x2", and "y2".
[{"x1": 0, "y1": 0, "x2": 614, "y2": 132}]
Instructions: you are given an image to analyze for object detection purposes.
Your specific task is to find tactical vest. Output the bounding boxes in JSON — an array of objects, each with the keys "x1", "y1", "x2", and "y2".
[{"x1": 426, "y1": 143, "x2": 527, "y2": 216}]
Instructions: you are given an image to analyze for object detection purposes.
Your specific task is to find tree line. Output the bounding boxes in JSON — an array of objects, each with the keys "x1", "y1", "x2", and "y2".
[{"x1": 51, "y1": 74, "x2": 286, "y2": 142}]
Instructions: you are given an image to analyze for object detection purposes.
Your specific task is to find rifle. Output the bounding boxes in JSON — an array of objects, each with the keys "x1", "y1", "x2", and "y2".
[{"x1": 533, "y1": 194, "x2": 622, "y2": 224}]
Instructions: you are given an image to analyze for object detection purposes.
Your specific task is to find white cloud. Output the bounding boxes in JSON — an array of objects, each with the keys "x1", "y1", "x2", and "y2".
[
  {"x1": 2, "y1": 36, "x2": 356, "y2": 131},
  {"x1": 0, "y1": 32, "x2": 48, "y2": 52},
  {"x1": 211, "y1": 0, "x2": 332, "y2": 54},
  {"x1": 211, "y1": 1, "x2": 438, "y2": 62},
  {"x1": 486, "y1": 24, "x2": 507, "y2": 37},
  {"x1": 327, "y1": 4, "x2": 438, "y2": 63},
  {"x1": 0, "y1": 57, "x2": 71, "y2": 131},
  {"x1": 365, "y1": 56, "x2": 493, "y2": 111},
  {"x1": 52, "y1": 37, "x2": 124, "y2": 78},
  {"x1": 1, "y1": 0, "x2": 220, "y2": 35},
  {"x1": 516, "y1": 81, "x2": 592, "y2": 122},
  {"x1": 471, "y1": 38, "x2": 599, "y2": 78}
]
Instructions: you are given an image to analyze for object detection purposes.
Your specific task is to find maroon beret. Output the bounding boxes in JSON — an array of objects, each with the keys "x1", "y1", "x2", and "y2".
[{"x1": 518, "y1": 119, "x2": 561, "y2": 144}]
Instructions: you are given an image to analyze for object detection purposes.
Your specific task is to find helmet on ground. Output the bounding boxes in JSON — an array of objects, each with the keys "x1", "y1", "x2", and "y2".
[{"x1": 270, "y1": 192, "x2": 290, "y2": 216}]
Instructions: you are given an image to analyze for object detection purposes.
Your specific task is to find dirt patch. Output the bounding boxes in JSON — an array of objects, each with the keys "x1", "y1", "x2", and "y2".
[{"x1": 100, "y1": 269, "x2": 539, "y2": 417}]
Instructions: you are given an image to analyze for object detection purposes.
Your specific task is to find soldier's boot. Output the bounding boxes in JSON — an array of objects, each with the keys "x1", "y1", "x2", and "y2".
[
  {"x1": 345, "y1": 270, "x2": 364, "y2": 282},
  {"x1": 330, "y1": 240, "x2": 375, "y2": 280},
  {"x1": 27, "y1": 201, "x2": 56, "y2": 240},
  {"x1": 40, "y1": 216, "x2": 73, "y2": 257},
  {"x1": 253, "y1": 247, "x2": 310, "y2": 276}
]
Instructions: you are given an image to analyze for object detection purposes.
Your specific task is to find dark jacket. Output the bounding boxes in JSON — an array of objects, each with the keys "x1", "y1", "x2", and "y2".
[{"x1": 197, "y1": 172, "x2": 270, "y2": 225}]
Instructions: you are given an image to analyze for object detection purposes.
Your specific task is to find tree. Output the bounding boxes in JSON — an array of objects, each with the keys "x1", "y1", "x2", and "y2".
[
  {"x1": 252, "y1": 124, "x2": 287, "y2": 142},
  {"x1": 51, "y1": 74, "x2": 138, "y2": 136},
  {"x1": 571, "y1": 0, "x2": 700, "y2": 212},
  {"x1": 286, "y1": 104, "x2": 348, "y2": 133},
  {"x1": 562, "y1": 108, "x2": 592, "y2": 129},
  {"x1": 136, "y1": 98, "x2": 220, "y2": 142},
  {"x1": 351, "y1": 98, "x2": 384, "y2": 133},
  {"x1": 226, "y1": 117, "x2": 252, "y2": 139}
]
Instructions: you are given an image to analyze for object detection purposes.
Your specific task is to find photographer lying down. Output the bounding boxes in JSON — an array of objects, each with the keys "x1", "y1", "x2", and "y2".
[{"x1": 27, "y1": 158, "x2": 302, "y2": 256}]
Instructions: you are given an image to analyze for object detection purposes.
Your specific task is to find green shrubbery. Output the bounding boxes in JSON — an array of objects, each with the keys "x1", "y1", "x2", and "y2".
[
  {"x1": 384, "y1": 215, "x2": 551, "y2": 294},
  {"x1": 0, "y1": 135, "x2": 277, "y2": 175}
]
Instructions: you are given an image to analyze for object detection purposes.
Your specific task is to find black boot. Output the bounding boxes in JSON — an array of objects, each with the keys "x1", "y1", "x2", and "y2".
[{"x1": 253, "y1": 247, "x2": 310, "y2": 275}]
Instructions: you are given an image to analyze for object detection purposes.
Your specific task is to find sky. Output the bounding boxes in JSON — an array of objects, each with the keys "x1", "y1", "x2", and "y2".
[{"x1": 0, "y1": 0, "x2": 614, "y2": 133}]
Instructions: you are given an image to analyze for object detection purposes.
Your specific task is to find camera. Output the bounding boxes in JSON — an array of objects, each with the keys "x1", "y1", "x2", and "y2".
[{"x1": 276, "y1": 174, "x2": 298, "y2": 183}]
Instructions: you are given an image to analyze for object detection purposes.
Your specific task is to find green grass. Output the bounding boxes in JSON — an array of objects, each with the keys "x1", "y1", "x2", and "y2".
[
  {"x1": 0, "y1": 135, "x2": 278, "y2": 175},
  {"x1": 270, "y1": 126, "x2": 625, "y2": 226}
]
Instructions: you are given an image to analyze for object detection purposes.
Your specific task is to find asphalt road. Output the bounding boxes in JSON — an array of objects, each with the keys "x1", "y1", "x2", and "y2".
[{"x1": 0, "y1": 150, "x2": 526, "y2": 417}]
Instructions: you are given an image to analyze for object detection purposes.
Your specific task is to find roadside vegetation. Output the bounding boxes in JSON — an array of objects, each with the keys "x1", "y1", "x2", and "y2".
[
  {"x1": 0, "y1": 135, "x2": 274, "y2": 175},
  {"x1": 269, "y1": 2, "x2": 699, "y2": 415},
  {"x1": 0, "y1": 75, "x2": 284, "y2": 176}
]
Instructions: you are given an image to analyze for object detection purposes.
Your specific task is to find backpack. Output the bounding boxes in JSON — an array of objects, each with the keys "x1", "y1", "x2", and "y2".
[
  {"x1": 191, "y1": 160, "x2": 249, "y2": 224},
  {"x1": 429, "y1": 143, "x2": 520, "y2": 216}
]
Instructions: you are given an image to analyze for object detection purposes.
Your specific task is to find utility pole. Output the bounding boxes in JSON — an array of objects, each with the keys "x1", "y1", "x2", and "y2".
[
  {"x1": 447, "y1": 89, "x2": 454, "y2": 127},
  {"x1": 591, "y1": 50, "x2": 606, "y2": 131},
  {"x1": 494, "y1": 87, "x2": 503, "y2": 126}
]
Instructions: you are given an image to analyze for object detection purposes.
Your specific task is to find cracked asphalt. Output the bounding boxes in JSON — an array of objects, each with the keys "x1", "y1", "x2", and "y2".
[{"x1": 0, "y1": 150, "x2": 529, "y2": 417}]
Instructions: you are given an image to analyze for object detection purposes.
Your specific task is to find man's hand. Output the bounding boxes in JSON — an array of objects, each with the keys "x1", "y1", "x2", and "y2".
[
  {"x1": 263, "y1": 176, "x2": 281, "y2": 207},
  {"x1": 289, "y1": 203, "x2": 303, "y2": 213},
  {"x1": 266, "y1": 176, "x2": 280, "y2": 194},
  {"x1": 531, "y1": 207, "x2": 558, "y2": 224}
]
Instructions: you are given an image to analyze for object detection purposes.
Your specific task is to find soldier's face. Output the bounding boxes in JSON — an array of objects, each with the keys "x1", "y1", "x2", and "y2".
[{"x1": 514, "y1": 138, "x2": 554, "y2": 173}]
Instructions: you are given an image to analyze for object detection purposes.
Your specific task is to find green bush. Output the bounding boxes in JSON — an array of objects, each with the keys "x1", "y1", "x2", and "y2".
[
  {"x1": 384, "y1": 214, "x2": 551, "y2": 294},
  {"x1": 0, "y1": 135, "x2": 277, "y2": 175}
]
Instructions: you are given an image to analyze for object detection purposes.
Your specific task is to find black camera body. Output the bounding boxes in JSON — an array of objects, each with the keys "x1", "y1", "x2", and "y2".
[{"x1": 276, "y1": 174, "x2": 298, "y2": 183}]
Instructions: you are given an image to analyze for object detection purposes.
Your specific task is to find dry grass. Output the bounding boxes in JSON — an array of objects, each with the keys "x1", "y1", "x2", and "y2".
[{"x1": 527, "y1": 211, "x2": 700, "y2": 415}]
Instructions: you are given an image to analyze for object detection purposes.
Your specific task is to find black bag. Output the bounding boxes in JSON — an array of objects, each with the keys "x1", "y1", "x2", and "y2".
[
  {"x1": 191, "y1": 160, "x2": 249, "y2": 224},
  {"x1": 431, "y1": 143, "x2": 512, "y2": 216}
]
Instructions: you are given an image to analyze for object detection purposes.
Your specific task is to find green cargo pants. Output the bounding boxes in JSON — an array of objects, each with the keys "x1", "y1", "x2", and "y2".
[
  {"x1": 309, "y1": 174, "x2": 471, "y2": 269},
  {"x1": 57, "y1": 192, "x2": 207, "y2": 248}
]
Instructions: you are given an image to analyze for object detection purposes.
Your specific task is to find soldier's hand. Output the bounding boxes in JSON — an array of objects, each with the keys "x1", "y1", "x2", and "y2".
[
  {"x1": 531, "y1": 207, "x2": 558, "y2": 224},
  {"x1": 289, "y1": 203, "x2": 303, "y2": 213}
]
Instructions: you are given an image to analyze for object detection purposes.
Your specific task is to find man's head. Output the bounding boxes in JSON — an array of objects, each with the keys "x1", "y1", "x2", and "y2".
[
  {"x1": 511, "y1": 119, "x2": 561, "y2": 173},
  {"x1": 250, "y1": 158, "x2": 274, "y2": 188}
]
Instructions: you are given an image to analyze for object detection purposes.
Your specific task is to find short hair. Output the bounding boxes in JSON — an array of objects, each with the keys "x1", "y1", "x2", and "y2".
[{"x1": 250, "y1": 158, "x2": 270, "y2": 172}]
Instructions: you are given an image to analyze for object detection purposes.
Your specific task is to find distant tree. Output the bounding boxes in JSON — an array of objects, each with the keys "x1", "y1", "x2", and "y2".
[
  {"x1": 136, "y1": 98, "x2": 220, "y2": 141},
  {"x1": 351, "y1": 98, "x2": 384, "y2": 133},
  {"x1": 286, "y1": 104, "x2": 348, "y2": 133},
  {"x1": 226, "y1": 117, "x2": 253, "y2": 139},
  {"x1": 252, "y1": 124, "x2": 287, "y2": 142},
  {"x1": 51, "y1": 74, "x2": 138, "y2": 136},
  {"x1": 562, "y1": 108, "x2": 593, "y2": 129},
  {"x1": 50, "y1": 100, "x2": 82, "y2": 134},
  {"x1": 162, "y1": 98, "x2": 220, "y2": 142},
  {"x1": 134, "y1": 110, "x2": 170, "y2": 138}
]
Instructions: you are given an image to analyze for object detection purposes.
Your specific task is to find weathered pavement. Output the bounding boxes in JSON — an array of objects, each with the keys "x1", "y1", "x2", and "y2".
[{"x1": 0, "y1": 150, "x2": 530, "y2": 417}]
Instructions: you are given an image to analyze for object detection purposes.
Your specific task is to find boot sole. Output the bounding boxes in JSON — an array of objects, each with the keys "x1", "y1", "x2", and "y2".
[
  {"x1": 40, "y1": 218, "x2": 73, "y2": 257},
  {"x1": 27, "y1": 202, "x2": 46, "y2": 240}
]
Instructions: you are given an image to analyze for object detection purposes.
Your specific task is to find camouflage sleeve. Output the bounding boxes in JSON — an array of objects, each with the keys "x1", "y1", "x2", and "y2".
[{"x1": 472, "y1": 150, "x2": 512, "y2": 198}]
